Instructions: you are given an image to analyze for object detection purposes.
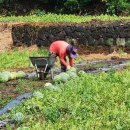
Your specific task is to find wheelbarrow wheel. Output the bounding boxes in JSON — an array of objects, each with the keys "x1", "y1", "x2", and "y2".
[{"x1": 38, "y1": 72, "x2": 45, "y2": 80}]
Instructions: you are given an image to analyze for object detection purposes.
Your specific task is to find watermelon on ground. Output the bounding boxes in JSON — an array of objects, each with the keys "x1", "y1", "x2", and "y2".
[
  {"x1": 17, "y1": 71, "x2": 26, "y2": 78},
  {"x1": 33, "y1": 91, "x2": 44, "y2": 99},
  {"x1": 0, "y1": 73, "x2": 9, "y2": 82},
  {"x1": 2, "y1": 71, "x2": 11, "y2": 80},
  {"x1": 10, "y1": 72, "x2": 18, "y2": 79},
  {"x1": 16, "y1": 127, "x2": 29, "y2": 130},
  {"x1": 59, "y1": 72, "x2": 70, "y2": 82},
  {"x1": 67, "y1": 71, "x2": 77, "y2": 78},
  {"x1": 78, "y1": 70, "x2": 86, "y2": 77},
  {"x1": 44, "y1": 82, "x2": 52, "y2": 87},
  {"x1": 59, "y1": 72, "x2": 70, "y2": 78},
  {"x1": 53, "y1": 75, "x2": 62, "y2": 83},
  {"x1": 13, "y1": 112, "x2": 24, "y2": 122}
]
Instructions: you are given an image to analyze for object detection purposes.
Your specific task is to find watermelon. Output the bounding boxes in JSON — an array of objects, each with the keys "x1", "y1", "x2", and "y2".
[
  {"x1": 44, "y1": 82, "x2": 53, "y2": 87},
  {"x1": 13, "y1": 112, "x2": 24, "y2": 122},
  {"x1": 16, "y1": 127, "x2": 29, "y2": 130},
  {"x1": 78, "y1": 70, "x2": 86, "y2": 77},
  {"x1": 17, "y1": 71, "x2": 26, "y2": 78},
  {"x1": 0, "y1": 71, "x2": 26, "y2": 82},
  {"x1": 59, "y1": 72, "x2": 70, "y2": 80},
  {"x1": 2, "y1": 71, "x2": 11, "y2": 79},
  {"x1": 67, "y1": 71, "x2": 77, "y2": 78},
  {"x1": 0, "y1": 73, "x2": 9, "y2": 82},
  {"x1": 33, "y1": 91, "x2": 44, "y2": 99},
  {"x1": 54, "y1": 70, "x2": 78, "y2": 83},
  {"x1": 46, "y1": 85, "x2": 59, "y2": 90},
  {"x1": 54, "y1": 72, "x2": 70, "y2": 83},
  {"x1": 53, "y1": 75, "x2": 62, "y2": 83},
  {"x1": 10, "y1": 72, "x2": 18, "y2": 79}
]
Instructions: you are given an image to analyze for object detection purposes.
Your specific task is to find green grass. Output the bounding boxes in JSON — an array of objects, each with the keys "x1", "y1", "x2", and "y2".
[
  {"x1": 0, "y1": 49, "x2": 48, "y2": 71},
  {"x1": 0, "y1": 14, "x2": 130, "y2": 23},
  {"x1": 1, "y1": 70, "x2": 130, "y2": 129},
  {"x1": 0, "y1": 49, "x2": 84, "y2": 71}
]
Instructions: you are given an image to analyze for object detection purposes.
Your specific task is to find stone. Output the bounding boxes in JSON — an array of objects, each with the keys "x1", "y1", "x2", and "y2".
[
  {"x1": 116, "y1": 38, "x2": 125, "y2": 46},
  {"x1": 106, "y1": 38, "x2": 114, "y2": 46},
  {"x1": 125, "y1": 38, "x2": 130, "y2": 46}
]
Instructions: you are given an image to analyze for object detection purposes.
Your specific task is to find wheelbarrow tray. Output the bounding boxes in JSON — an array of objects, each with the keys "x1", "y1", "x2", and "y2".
[
  {"x1": 29, "y1": 57, "x2": 52, "y2": 68},
  {"x1": 29, "y1": 57, "x2": 54, "y2": 80}
]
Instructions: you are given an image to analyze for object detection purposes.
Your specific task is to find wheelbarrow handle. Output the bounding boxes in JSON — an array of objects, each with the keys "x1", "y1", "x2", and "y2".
[
  {"x1": 34, "y1": 63, "x2": 39, "y2": 77},
  {"x1": 44, "y1": 64, "x2": 48, "y2": 73}
]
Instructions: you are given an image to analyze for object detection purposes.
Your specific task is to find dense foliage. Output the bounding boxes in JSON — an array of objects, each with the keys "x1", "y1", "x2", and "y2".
[
  {"x1": 0, "y1": 0, "x2": 129, "y2": 16},
  {"x1": 0, "y1": 49, "x2": 48, "y2": 70},
  {"x1": 1, "y1": 70, "x2": 130, "y2": 129}
]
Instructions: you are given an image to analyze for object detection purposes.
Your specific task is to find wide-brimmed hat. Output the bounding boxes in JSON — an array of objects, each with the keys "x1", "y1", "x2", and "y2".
[{"x1": 67, "y1": 45, "x2": 77, "y2": 58}]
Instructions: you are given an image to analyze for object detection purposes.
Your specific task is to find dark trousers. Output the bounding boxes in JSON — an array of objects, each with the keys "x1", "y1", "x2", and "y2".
[
  {"x1": 60, "y1": 57, "x2": 67, "y2": 72},
  {"x1": 49, "y1": 52, "x2": 67, "y2": 72},
  {"x1": 44, "y1": 52, "x2": 67, "y2": 78}
]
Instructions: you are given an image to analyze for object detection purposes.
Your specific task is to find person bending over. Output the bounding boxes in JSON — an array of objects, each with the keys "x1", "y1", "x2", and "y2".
[{"x1": 44, "y1": 40, "x2": 78, "y2": 79}]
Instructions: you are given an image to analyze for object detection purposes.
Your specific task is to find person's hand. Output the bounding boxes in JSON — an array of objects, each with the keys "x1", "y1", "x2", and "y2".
[
  {"x1": 67, "y1": 65, "x2": 71, "y2": 71},
  {"x1": 70, "y1": 67, "x2": 76, "y2": 72}
]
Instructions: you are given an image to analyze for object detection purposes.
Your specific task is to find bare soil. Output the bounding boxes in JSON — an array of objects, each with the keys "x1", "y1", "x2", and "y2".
[{"x1": 0, "y1": 27, "x2": 12, "y2": 53}]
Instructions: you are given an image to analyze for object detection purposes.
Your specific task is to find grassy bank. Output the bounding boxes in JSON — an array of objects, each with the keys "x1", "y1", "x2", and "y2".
[
  {"x1": 0, "y1": 49, "x2": 48, "y2": 71},
  {"x1": 0, "y1": 49, "x2": 83, "y2": 71},
  {"x1": 0, "y1": 14, "x2": 130, "y2": 23},
  {"x1": 1, "y1": 70, "x2": 130, "y2": 129}
]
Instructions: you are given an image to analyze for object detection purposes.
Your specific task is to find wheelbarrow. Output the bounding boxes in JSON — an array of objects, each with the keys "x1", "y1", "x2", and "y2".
[{"x1": 29, "y1": 57, "x2": 54, "y2": 80}]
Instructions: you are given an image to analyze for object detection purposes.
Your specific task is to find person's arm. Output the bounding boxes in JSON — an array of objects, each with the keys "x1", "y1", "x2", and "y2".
[
  {"x1": 59, "y1": 53, "x2": 68, "y2": 67},
  {"x1": 69, "y1": 58, "x2": 74, "y2": 67}
]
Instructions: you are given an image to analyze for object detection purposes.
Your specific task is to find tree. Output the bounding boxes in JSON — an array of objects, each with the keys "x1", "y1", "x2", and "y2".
[{"x1": 102, "y1": 0, "x2": 130, "y2": 15}]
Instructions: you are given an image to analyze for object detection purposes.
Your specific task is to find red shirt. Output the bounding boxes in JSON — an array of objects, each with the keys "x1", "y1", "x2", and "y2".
[{"x1": 49, "y1": 41, "x2": 74, "y2": 67}]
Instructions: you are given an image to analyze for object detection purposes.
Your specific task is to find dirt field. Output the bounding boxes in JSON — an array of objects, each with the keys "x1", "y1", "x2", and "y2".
[{"x1": 0, "y1": 26, "x2": 12, "y2": 52}]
